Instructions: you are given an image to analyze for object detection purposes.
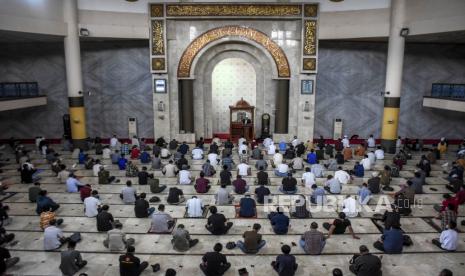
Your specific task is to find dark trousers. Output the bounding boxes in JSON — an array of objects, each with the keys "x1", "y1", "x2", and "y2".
[
  {"x1": 135, "y1": 261, "x2": 149, "y2": 276},
  {"x1": 373, "y1": 241, "x2": 385, "y2": 252},
  {"x1": 200, "y1": 262, "x2": 231, "y2": 276},
  {"x1": 323, "y1": 186, "x2": 339, "y2": 194},
  {"x1": 271, "y1": 261, "x2": 297, "y2": 274},
  {"x1": 189, "y1": 239, "x2": 199, "y2": 248},
  {"x1": 323, "y1": 222, "x2": 331, "y2": 231},
  {"x1": 432, "y1": 238, "x2": 442, "y2": 249},
  {"x1": 206, "y1": 222, "x2": 233, "y2": 235}
]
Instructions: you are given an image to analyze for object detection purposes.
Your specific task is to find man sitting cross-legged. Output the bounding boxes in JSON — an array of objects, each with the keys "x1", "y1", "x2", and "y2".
[
  {"x1": 323, "y1": 212, "x2": 360, "y2": 239},
  {"x1": 268, "y1": 207, "x2": 290, "y2": 235},
  {"x1": 103, "y1": 221, "x2": 135, "y2": 251},
  {"x1": 59, "y1": 240, "x2": 87, "y2": 276},
  {"x1": 171, "y1": 224, "x2": 199, "y2": 252},
  {"x1": 432, "y1": 221, "x2": 458, "y2": 252},
  {"x1": 150, "y1": 204, "x2": 175, "y2": 233},
  {"x1": 119, "y1": 245, "x2": 148, "y2": 276},
  {"x1": 271, "y1": 245, "x2": 298, "y2": 276},
  {"x1": 300, "y1": 222, "x2": 326, "y2": 255},
  {"x1": 205, "y1": 206, "x2": 233, "y2": 235},
  {"x1": 236, "y1": 223, "x2": 266, "y2": 254},
  {"x1": 200, "y1": 243, "x2": 231, "y2": 276}
]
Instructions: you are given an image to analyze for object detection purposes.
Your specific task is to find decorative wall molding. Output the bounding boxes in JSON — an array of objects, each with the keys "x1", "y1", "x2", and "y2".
[
  {"x1": 177, "y1": 26, "x2": 291, "y2": 79},
  {"x1": 151, "y1": 20, "x2": 164, "y2": 55},
  {"x1": 303, "y1": 20, "x2": 317, "y2": 55},
  {"x1": 165, "y1": 4, "x2": 302, "y2": 17},
  {"x1": 303, "y1": 4, "x2": 318, "y2": 17},
  {"x1": 301, "y1": 5, "x2": 319, "y2": 74}
]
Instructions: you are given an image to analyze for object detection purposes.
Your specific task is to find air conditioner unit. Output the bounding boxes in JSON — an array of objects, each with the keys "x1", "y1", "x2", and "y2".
[
  {"x1": 333, "y1": 118, "x2": 343, "y2": 140},
  {"x1": 128, "y1": 117, "x2": 138, "y2": 138}
]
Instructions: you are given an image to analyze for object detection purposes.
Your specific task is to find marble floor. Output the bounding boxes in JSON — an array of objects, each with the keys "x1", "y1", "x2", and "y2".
[{"x1": 0, "y1": 143, "x2": 464, "y2": 276}]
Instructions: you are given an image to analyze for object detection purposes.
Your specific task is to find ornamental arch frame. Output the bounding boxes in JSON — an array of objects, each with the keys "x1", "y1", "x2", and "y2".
[{"x1": 177, "y1": 25, "x2": 291, "y2": 79}]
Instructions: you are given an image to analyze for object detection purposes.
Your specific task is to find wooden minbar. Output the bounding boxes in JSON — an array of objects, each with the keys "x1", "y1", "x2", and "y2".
[{"x1": 229, "y1": 98, "x2": 255, "y2": 142}]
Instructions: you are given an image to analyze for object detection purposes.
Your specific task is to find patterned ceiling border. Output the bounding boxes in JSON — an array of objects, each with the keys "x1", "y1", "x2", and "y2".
[
  {"x1": 177, "y1": 25, "x2": 291, "y2": 78},
  {"x1": 165, "y1": 4, "x2": 302, "y2": 17}
]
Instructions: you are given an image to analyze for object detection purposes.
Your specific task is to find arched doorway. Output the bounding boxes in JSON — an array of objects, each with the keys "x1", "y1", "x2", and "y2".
[
  {"x1": 176, "y1": 26, "x2": 291, "y2": 140},
  {"x1": 211, "y1": 58, "x2": 256, "y2": 136}
]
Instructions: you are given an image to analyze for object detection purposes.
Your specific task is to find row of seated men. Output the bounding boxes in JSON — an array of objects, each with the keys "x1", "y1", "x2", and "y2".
[{"x1": 2, "y1": 135, "x2": 465, "y2": 276}]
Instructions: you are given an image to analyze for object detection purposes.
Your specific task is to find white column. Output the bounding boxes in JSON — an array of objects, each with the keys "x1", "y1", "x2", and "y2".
[
  {"x1": 63, "y1": 0, "x2": 87, "y2": 148},
  {"x1": 63, "y1": 0, "x2": 83, "y2": 97},
  {"x1": 384, "y1": 0, "x2": 406, "y2": 99},
  {"x1": 381, "y1": 0, "x2": 406, "y2": 153}
]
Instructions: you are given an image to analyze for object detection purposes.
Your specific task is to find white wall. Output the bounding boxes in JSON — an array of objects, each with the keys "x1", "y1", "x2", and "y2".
[
  {"x1": 212, "y1": 58, "x2": 256, "y2": 133},
  {"x1": 406, "y1": 0, "x2": 465, "y2": 35},
  {"x1": 0, "y1": 0, "x2": 66, "y2": 35}
]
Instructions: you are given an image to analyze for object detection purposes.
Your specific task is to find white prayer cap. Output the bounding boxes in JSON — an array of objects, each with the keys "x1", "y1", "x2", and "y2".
[{"x1": 372, "y1": 172, "x2": 379, "y2": 177}]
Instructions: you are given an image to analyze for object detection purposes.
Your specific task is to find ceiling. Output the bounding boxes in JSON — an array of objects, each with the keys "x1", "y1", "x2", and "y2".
[{"x1": 77, "y1": 0, "x2": 391, "y2": 14}]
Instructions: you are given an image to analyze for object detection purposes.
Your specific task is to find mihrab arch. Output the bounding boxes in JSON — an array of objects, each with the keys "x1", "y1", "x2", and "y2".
[{"x1": 177, "y1": 25, "x2": 291, "y2": 78}]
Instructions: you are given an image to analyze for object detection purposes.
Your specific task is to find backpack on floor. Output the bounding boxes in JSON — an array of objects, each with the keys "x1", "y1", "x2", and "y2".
[
  {"x1": 391, "y1": 166, "x2": 400, "y2": 177},
  {"x1": 69, "y1": 232, "x2": 82, "y2": 243},
  {"x1": 403, "y1": 235, "x2": 413, "y2": 246}
]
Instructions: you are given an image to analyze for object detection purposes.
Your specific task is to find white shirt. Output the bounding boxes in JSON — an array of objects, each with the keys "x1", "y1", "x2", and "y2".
[
  {"x1": 239, "y1": 144, "x2": 248, "y2": 155},
  {"x1": 44, "y1": 226, "x2": 63, "y2": 250},
  {"x1": 440, "y1": 229, "x2": 458, "y2": 251},
  {"x1": 342, "y1": 138, "x2": 350, "y2": 148},
  {"x1": 131, "y1": 138, "x2": 140, "y2": 147},
  {"x1": 84, "y1": 196, "x2": 101, "y2": 217},
  {"x1": 57, "y1": 170, "x2": 70, "y2": 183},
  {"x1": 179, "y1": 170, "x2": 192, "y2": 185},
  {"x1": 396, "y1": 138, "x2": 402, "y2": 148},
  {"x1": 212, "y1": 137, "x2": 221, "y2": 146},
  {"x1": 161, "y1": 148, "x2": 170, "y2": 158},
  {"x1": 268, "y1": 144, "x2": 276, "y2": 155},
  {"x1": 342, "y1": 197, "x2": 358, "y2": 217},
  {"x1": 374, "y1": 149, "x2": 384, "y2": 160},
  {"x1": 334, "y1": 170, "x2": 350, "y2": 185},
  {"x1": 192, "y1": 148, "x2": 204, "y2": 160},
  {"x1": 361, "y1": 158, "x2": 371, "y2": 171},
  {"x1": 25, "y1": 162, "x2": 34, "y2": 170},
  {"x1": 273, "y1": 153, "x2": 283, "y2": 166},
  {"x1": 102, "y1": 148, "x2": 112, "y2": 159},
  {"x1": 186, "y1": 197, "x2": 203, "y2": 217},
  {"x1": 110, "y1": 137, "x2": 118, "y2": 147},
  {"x1": 93, "y1": 164, "x2": 102, "y2": 177},
  {"x1": 301, "y1": 172, "x2": 316, "y2": 187},
  {"x1": 291, "y1": 138, "x2": 300, "y2": 148},
  {"x1": 238, "y1": 138, "x2": 246, "y2": 146},
  {"x1": 237, "y1": 163, "x2": 249, "y2": 176},
  {"x1": 367, "y1": 152, "x2": 376, "y2": 164},
  {"x1": 277, "y1": 163, "x2": 289, "y2": 174},
  {"x1": 367, "y1": 137, "x2": 376, "y2": 148},
  {"x1": 163, "y1": 164, "x2": 177, "y2": 177},
  {"x1": 208, "y1": 153, "x2": 219, "y2": 166},
  {"x1": 263, "y1": 138, "x2": 273, "y2": 148}
]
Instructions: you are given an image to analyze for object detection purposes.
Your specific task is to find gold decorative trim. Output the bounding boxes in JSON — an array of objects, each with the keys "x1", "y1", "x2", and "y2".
[
  {"x1": 152, "y1": 58, "x2": 165, "y2": 71},
  {"x1": 303, "y1": 20, "x2": 317, "y2": 56},
  {"x1": 150, "y1": 4, "x2": 164, "y2": 17},
  {"x1": 151, "y1": 20, "x2": 164, "y2": 55},
  {"x1": 303, "y1": 58, "x2": 316, "y2": 71},
  {"x1": 303, "y1": 4, "x2": 318, "y2": 17},
  {"x1": 177, "y1": 26, "x2": 290, "y2": 78},
  {"x1": 166, "y1": 4, "x2": 301, "y2": 17}
]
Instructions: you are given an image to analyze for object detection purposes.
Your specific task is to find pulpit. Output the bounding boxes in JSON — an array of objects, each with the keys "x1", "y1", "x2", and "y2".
[{"x1": 229, "y1": 98, "x2": 255, "y2": 142}]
